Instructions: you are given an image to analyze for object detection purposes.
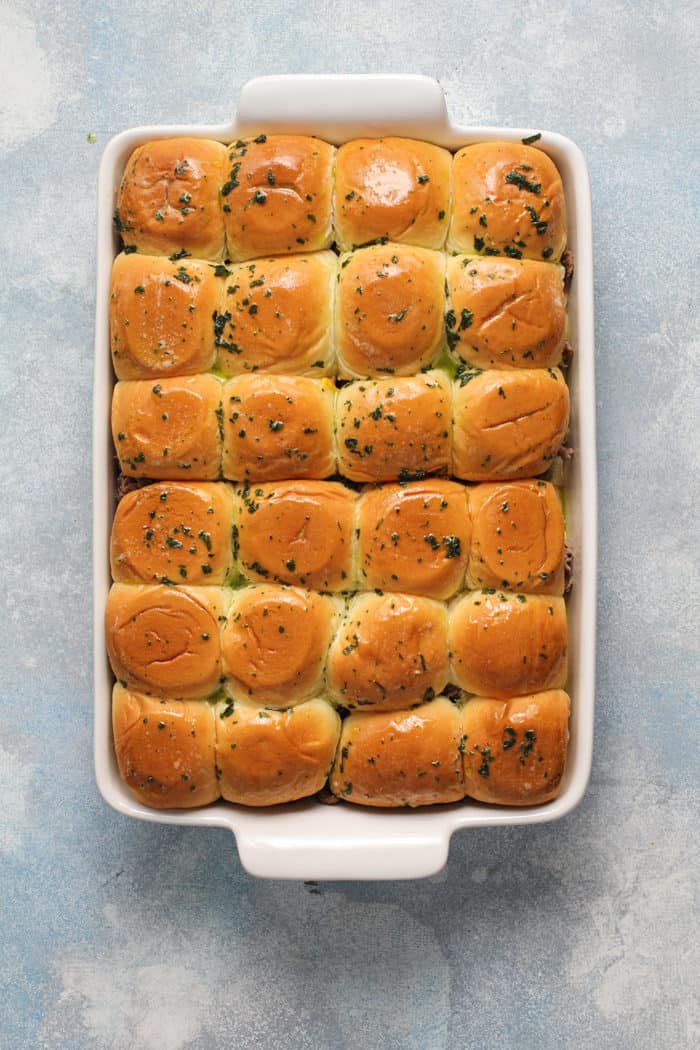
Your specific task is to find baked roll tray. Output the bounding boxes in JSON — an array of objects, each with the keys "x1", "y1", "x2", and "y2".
[{"x1": 93, "y1": 74, "x2": 596, "y2": 879}]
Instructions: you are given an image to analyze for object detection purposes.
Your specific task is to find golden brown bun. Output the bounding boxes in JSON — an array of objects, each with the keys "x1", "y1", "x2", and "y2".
[
  {"x1": 116, "y1": 137, "x2": 226, "y2": 259},
  {"x1": 452, "y1": 368, "x2": 570, "y2": 481},
  {"x1": 215, "y1": 697, "x2": 340, "y2": 806},
  {"x1": 105, "y1": 584, "x2": 227, "y2": 698},
  {"x1": 110, "y1": 254, "x2": 219, "y2": 380},
  {"x1": 461, "y1": 690, "x2": 570, "y2": 805},
  {"x1": 222, "y1": 135, "x2": 334, "y2": 261},
  {"x1": 236, "y1": 481, "x2": 356, "y2": 591},
  {"x1": 110, "y1": 482, "x2": 235, "y2": 586},
  {"x1": 336, "y1": 371, "x2": 451, "y2": 483},
  {"x1": 446, "y1": 256, "x2": 566, "y2": 369},
  {"x1": 326, "y1": 592, "x2": 449, "y2": 710},
  {"x1": 336, "y1": 244, "x2": 445, "y2": 378},
  {"x1": 215, "y1": 252, "x2": 336, "y2": 376},
  {"x1": 334, "y1": 137, "x2": 452, "y2": 251},
  {"x1": 449, "y1": 592, "x2": 568, "y2": 697},
  {"x1": 112, "y1": 685, "x2": 219, "y2": 808},
  {"x1": 448, "y1": 142, "x2": 567, "y2": 261},
  {"x1": 467, "y1": 481, "x2": 565, "y2": 594},
  {"x1": 222, "y1": 375, "x2": 336, "y2": 482},
  {"x1": 221, "y1": 584, "x2": 340, "y2": 706},
  {"x1": 330, "y1": 697, "x2": 465, "y2": 807},
  {"x1": 357, "y1": 480, "x2": 469, "y2": 600},
  {"x1": 112, "y1": 375, "x2": 223, "y2": 480}
]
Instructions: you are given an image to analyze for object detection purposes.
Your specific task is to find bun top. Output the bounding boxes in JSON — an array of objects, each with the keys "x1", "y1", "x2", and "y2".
[
  {"x1": 336, "y1": 244, "x2": 445, "y2": 378},
  {"x1": 461, "y1": 690, "x2": 570, "y2": 805},
  {"x1": 452, "y1": 367, "x2": 570, "y2": 481},
  {"x1": 467, "y1": 480, "x2": 565, "y2": 594},
  {"x1": 334, "y1": 137, "x2": 452, "y2": 251},
  {"x1": 446, "y1": 255, "x2": 566, "y2": 369},
  {"x1": 110, "y1": 481, "x2": 234, "y2": 585},
  {"x1": 221, "y1": 375, "x2": 336, "y2": 482},
  {"x1": 110, "y1": 254, "x2": 219, "y2": 380},
  {"x1": 236, "y1": 480, "x2": 356, "y2": 591},
  {"x1": 221, "y1": 584, "x2": 339, "y2": 706},
  {"x1": 221, "y1": 135, "x2": 335, "y2": 261},
  {"x1": 116, "y1": 137, "x2": 227, "y2": 259},
  {"x1": 105, "y1": 584, "x2": 226, "y2": 698},
  {"x1": 449, "y1": 142, "x2": 566, "y2": 262},
  {"x1": 214, "y1": 252, "x2": 336, "y2": 376},
  {"x1": 357, "y1": 479, "x2": 470, "y2": 599},
  {"x1": 327, "y1": 591, "x2": 449, "y2": 710},
  {"x1": 335, "y1": 371, "x2": 451, "y2": 483}
]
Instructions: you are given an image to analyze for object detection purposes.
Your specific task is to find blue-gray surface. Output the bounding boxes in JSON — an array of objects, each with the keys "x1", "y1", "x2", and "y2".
[{"x1": 1, "y1": 1, "x2": 698, "y2": 1047}]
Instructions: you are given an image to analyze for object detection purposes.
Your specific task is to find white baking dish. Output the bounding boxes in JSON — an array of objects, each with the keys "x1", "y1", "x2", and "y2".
[{"x1": 93, "y1": 74, "x2": 596, "y2": 880}]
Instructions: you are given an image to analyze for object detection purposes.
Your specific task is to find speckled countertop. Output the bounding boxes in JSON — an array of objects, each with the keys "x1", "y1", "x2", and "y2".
[{"x1": 1, "y1": 2, "x2": 698, "y2": 1047}]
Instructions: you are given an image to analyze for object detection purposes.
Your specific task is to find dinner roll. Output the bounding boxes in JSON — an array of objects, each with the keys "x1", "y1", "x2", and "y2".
[
  {"x1": 336, "y1": 244, "x2": 445, "y2": 378},
  {"x1": 334, "y1": 137, "x2": 452, "y2": 251},
  {"x1": 221, "y1": 584, "x2": 340, "y2": 707},
  {"x1": 222, "y1": 375, "x2": 336, "y2": 482},
  {"x1": 105, "y1": 583, "x2": 227, "y2": 698},
  {"x1": 446, "y1": 256, "x2": 566, "y2": 369},
  {"x1": 357, "y1": 480, "x2": 469, "y2": 599},
  {"x1": 112, "y1": 684, "x2": 219, "y2": 808},
  {"x1": 330, "y1": 696, "x2": 465, "y2": 807},
  {"x1": 335, "y1": 371, "x2": 451, "y2": 483},
  {"x1": 449, "y1": 141, "x2": 567, "y2": 261},
  {"x1": 110, "y1": 482, "x2": 235, "y2": 586},
  {"x1": 214, "y1": 252, "x2": 336, "y2": 376},
  {"x1": 461, "y1": 690, "x2": 570, "y2": 805},
  {"x1": 449, "y1": 592, "x2": 568, "y2": 697},
  {"x1": 222, "y1": 134, "x2": 334, "y2": 261},
  {"x1": 452, "y1": 368, "x2": 570, "y2": 481},
  {"x1": 467, "y1": 481, "x2": 565, "y2": 594},
  {"x1": 115, "y1": 137, "x2": 226, "y2": 259},
  {"x1": 326, "y1": 592, "x2": 449, "y2": 710},
  {"x1": 110, "y1": 254, "x2": 218, "y2": 380},
  {"x1": 112, "y1": 374, "x2": 223, "y2": 480},
  {"x1": 236, "y1": 481, "x2": 356, "y2": 591},
  {"x1": 214, "y1": 697, "x2": 340, "y2": 806}
]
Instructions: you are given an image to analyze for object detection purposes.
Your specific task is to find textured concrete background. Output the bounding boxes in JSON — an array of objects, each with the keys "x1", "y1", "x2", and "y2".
[{"x1": 1, "y1": 1, "x2": 698, "y2": 1047}]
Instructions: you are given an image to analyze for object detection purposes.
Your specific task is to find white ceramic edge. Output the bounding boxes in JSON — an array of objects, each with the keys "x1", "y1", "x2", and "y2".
[{"x1": 93, "y1": 74, "x2": 597, "y2": 881}]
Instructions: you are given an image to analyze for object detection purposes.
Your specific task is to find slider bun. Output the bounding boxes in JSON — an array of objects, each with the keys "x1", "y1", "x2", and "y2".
[
  {"x1": 221, "y1": 584, "x2": 340, "y2": 706},
  {"x1": 336, "y1": 371, "x2": 451, "y2": 483},
  {"x1": 336, "y1": 244, "x2": 445, "y2": 378},
  {"x1": 116, "y1": 137, "x2": 226, "y2": 259},
  {"x1": 106, "y1": 583, "x2": 227, "y2": 698},
  {"x1": 452, "y1": 368, "x2": 570, "y2": 481},
  {"x1": 222, "y1": 375, "x2": 336, "y2": 482},
  {"x1": 357, "y1": 479, "x2": 469, "y2": 600},
  {"x1": 461, "y1": 690, "x2": 570, "y2": 805},
  {"x1": 215, "y1": 252, "x2": 336, "y2": 376},
  {"x1": 112, "y1": 684, "x2": 219, "y2": 808},
  {"x1": 446, "y1": 255, "x2": 566, "y2": 369},
  {"x1": 467, "y1": 481, "x2": 565, "y2": 594},
  {"x1": 449, "y1": 592, "x2": 568, "y2": 697},
  {"x1": 215, "y1": 697, "x2": 340, "y2": 806},
  {"x1": 110, "y1": 254, "x2": 218, "y2": 380},
  {"x1": 334, "y1": 137, "x2": 452, "y2": 251},
  {"x1": 326, "y1": 592, "x2": 449, "y2": 710},
  {"x1": 222, "y1": 134, "x2": 334, "y2": 261},
  {"x1": 330, "y1": 696, "x2": 465, "y2": 807},
  {"x1": 112, "y1": 374, "x2": 223, "y2": 480},
  {"x1": 448, "y1": 141, "x2": 567, "y2": 261},
  {"x1": 236, "y1": 481, "x2": 356, "y2": 591},
  {"x1": 110, "y1": 481, "x2": 235, "y2": 585}
]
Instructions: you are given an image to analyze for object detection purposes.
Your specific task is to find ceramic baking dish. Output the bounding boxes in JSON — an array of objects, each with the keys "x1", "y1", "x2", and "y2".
[{"x1": 93, "y1": 74, "x2": 596, "y2": 880}]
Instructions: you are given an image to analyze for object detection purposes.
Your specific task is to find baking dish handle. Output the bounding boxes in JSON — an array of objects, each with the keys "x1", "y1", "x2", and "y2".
[
  {"x1": 234, "y1": 824, "x2": 451, "y2": 881},
  {"x1": 235, "y1": 74, "x2": 450, "y2": 140}
]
